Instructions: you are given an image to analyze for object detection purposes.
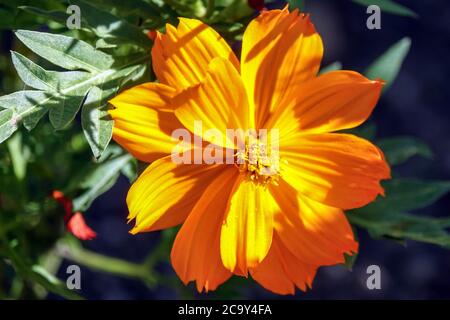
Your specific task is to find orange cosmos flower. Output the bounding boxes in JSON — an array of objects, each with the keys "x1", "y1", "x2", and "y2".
[{"x1": 108, "y1": 7, "x2": 390, "y2": 294}]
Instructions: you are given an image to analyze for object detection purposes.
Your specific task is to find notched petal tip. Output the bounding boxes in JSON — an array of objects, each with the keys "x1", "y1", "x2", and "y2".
[
  {"x1": 129, "y1": 226, "x2": 140, "y2": 235},
  {"x1": 152, "y1": 18, "x2": 239, "y2": 89},
  {"x1": 371, "y1": 78, "x2": 387, "y2": 90},
  {"x1": 250, "y1": 237, "x2": 319, "y2": 295},
  {"x1": 241, "y1": 3, "x2": 323, "y2": 127}
]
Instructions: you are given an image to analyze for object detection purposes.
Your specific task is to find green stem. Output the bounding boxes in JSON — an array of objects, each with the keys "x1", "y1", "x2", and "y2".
[
  {"x1": 57, "y1": 238, "x2": 157, "y2": 287},
  {"x1": 4, "y1": 240, "x2": 83, "y2": 300},
  {"x1": 205, "y1": 0, "x2": 215, "y2": 18}
]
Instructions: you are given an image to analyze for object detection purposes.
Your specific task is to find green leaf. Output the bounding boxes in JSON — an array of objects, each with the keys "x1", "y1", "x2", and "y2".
[
  {"x1": 0, "y1": 90, "x2": 88, "y2": 132},
  {"x1": 0, "y1": 8, "x2": 17, "y2": 30},
  {"x1": 352, "y1": 178, "x2": 450, "y2": 216},
  {"x1": 365, "y1": 37, "x2": 411, "y2": 91},
  {"x1": 1, "y1": 33, "x2": 147, "y2": 137},
  {"x1": 11, "y1": 51, "x2": 94, "y2": 130},
  {"x1": 81, "y1": 87, "x2": 113, "y2": 160},
  {"x1": 210, "y1": 0, "x2": 253, "y2": 23},
  {"x1": 69, "y1": 0, "x2": 151, "y2": 47},
  {"x1": 120, "y1": 157, "x2": 138, "y2": 183},
  {"x1": 0, "y1": 5, "x2": 45, "y2": 30},
  {"x1": 319, "y1": 61, "x2": 342, "y2": 75},
  {"x1": 343, "y1": 122, "x2": 377, "y2": 141},
  {"x1": 78, "y1": 62, "x2": 144, "y2": 156},
  {"x1": 378, "y1": 136, "x2": 433, "y2": 166},
  {"x1": 348, "y1": 211, "x2": 450, "y2": 248},
  {"x1": 288, "y1": 0, "x2": 305, "y2": 11},
  {"x1": 21, "y1": 0, "x2": 162, "y2": 25},
  {"x1": 164, "y1": 0, "x2": 199, "y2": 16},
  {"x1": 0, "y1": 91, "x2": 51, "y2": 131},
  {"x1": 73, "y1": 152, "x2": 133, "y2": 211},
  {"x1": 87, "y1": 0, "x2": 162, "y2": 20},
  {"x1": 19, "y1": 6, "x2": 68, "y2": 25},
  {"x1": 15, "y1": 30, "x2": 114, "y2": 72},
  {"x1": 49, "y1": 93, "x2": 88, "y2": 130},
  {"x1": 11, "y1": 51, "x2": 91, "y2": 92},
  {"x1": 348, "y1": 178, "x2": 450, "y2": 248},
  {"x1": 0, "y1": 21, "x2": 148, "y2": 144},
  {"x1": 0, "y1": 109, "x2": 19, "y2": 144},
  {"x1": 351, "y1": 0, "x2": 418, "y2": 18}
]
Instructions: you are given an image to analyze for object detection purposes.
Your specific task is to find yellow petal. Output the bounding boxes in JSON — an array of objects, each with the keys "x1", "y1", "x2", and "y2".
[
  {"x1": 152, "y1": 18, "x2": 240, "y2": 89},
  {"x1": 127, "y1": 156, "x2": 225, "y2": 233},
  {"x1": 250, "y1": 235, "x2": 317, "y2": 295},
  {"x1": 241, "y1": 8, "x2": 323, "y2": 127},
  {"x1": 270, "y1": 180, "x2": 359, "y2": 266},
  {"x1": 265, "y1": 71, "x2": 383, "y2": 146},
  {"x1": 220, "y1": 178, "x2": 277, "y2": 275},
  {"x1": 174, "y1": 57, "x2": 252, "y2": 149},
  {"x1": 280, "y1": 133, "x2": 390, "y2": 209},
  {"x1": 171, "y1": 167, "x2": 238, "y2": 292},
  {"x1": 109, "y1": 83, "x2": 191, "y2": 163}
]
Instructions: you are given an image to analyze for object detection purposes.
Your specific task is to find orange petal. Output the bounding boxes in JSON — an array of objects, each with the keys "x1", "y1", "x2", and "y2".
[
  {"x1": 109, "y1": 83, "x2": 191, "y2": 163},
  {"x1": 270, "y1": 180, "x2": 359, "y2": 266},
  {"x1": 127, "y1": 156, "x2": 225, "y2": 233},
  {"x1": 241, "y1": 8, "x2": 323, "y2": 127},
  {"x1": 250, "y1": 235, "x2": 317, "y2": 295},
  {"x1": 171, "y1": 167, "x2": 238, "y2": 292},
  {"x1": 174, "y1": 57, "x2": 252, "y2": 149},
  {"x1": 220, "y1": 177, "x2": 277, "y2": 275},
  {"x1": 265, "y1": 71, "x2": 383, "y2": 145},
  {"x1": 152, "y1": 18, "x2": 240, "y2": 89},
  {"x1": 280, "y1": 133, "x2": 391, "y2": 209}
]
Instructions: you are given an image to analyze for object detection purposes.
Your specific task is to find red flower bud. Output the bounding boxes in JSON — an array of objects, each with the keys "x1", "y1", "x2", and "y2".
[{"x1": 52, "y1": 190, "x2": 97, "y2": 240}]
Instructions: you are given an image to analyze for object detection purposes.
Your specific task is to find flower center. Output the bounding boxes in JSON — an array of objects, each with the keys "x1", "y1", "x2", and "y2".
[{"x1": 235, "y1": 138, "x2": 280, "y2": 185}]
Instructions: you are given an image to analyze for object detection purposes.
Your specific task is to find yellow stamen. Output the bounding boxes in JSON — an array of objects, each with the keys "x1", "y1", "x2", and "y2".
[{"x1": 235, "y1": 137, "x2": 280, "y2": 185}]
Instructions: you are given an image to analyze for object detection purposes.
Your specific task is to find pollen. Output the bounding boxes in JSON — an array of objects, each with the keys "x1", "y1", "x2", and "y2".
[{"x1": 235, "y1": 137, "x2": 280, "y2": 185}]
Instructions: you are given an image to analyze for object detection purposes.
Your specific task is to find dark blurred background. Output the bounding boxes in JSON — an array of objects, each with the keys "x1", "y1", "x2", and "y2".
[{"x1": 43, "y1": 0, "x2": 450, "y2": 299}]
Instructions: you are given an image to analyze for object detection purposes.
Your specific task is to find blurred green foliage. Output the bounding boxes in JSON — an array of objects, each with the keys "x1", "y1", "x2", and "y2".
[
  {"x1": 351, "y1": 0, "x2": 418, "y2": 18},
  {"x1": 0, "y1": 0, "x2": 258, "y2": 300},
  {"x1": 0, "y1": 0, "x2": 447, "y2": 300}
]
